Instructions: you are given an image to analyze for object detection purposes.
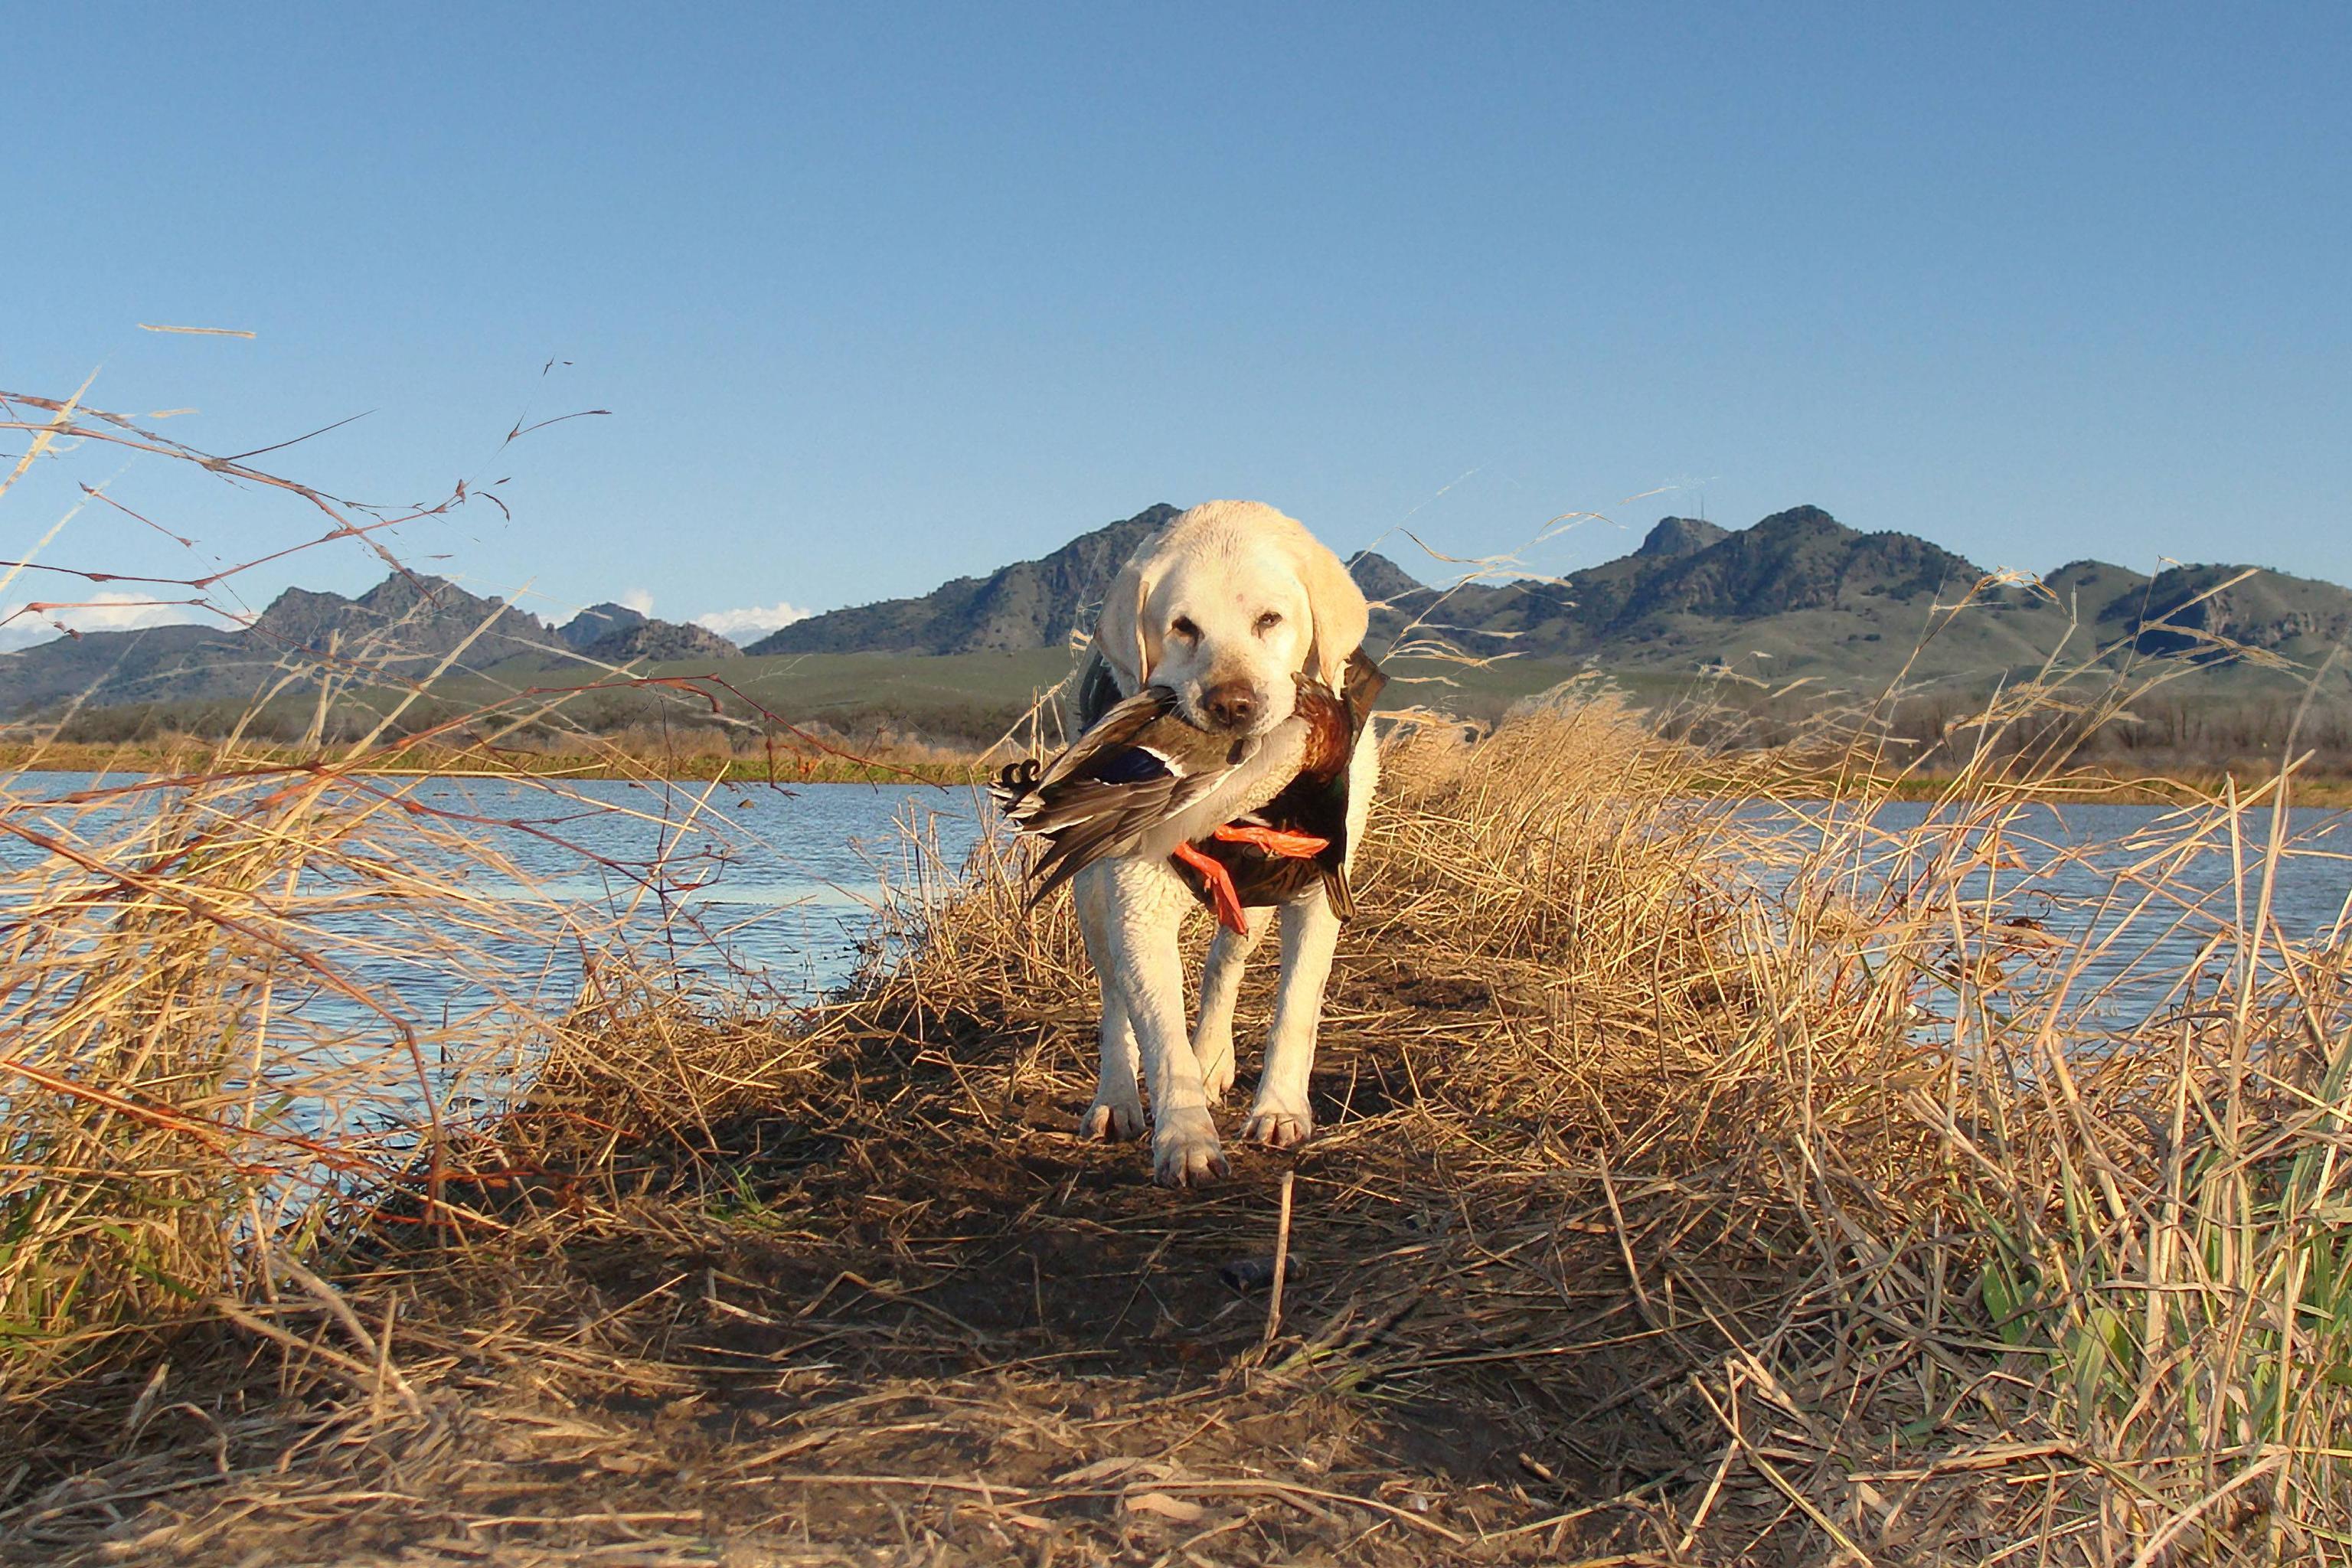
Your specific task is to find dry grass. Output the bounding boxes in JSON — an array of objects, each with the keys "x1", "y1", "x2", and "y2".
[{"x1": 2, "y1": 687, "x2": 2345, "y2": 1566}]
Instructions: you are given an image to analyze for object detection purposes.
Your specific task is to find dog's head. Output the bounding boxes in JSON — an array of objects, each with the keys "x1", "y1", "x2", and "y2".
[{"x1": 1096, "y1": 501, "x2": 1370, "y2": 737}]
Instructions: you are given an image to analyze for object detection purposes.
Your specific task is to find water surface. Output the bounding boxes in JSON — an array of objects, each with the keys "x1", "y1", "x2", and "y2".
[{"x1": 5, "y1": 773, "x2": 2344, "y2": 1144}]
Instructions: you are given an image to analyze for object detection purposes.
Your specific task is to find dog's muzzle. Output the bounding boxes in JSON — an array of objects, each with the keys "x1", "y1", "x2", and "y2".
[{"x1": 1199, "y1": 679, "x2": 1262, "y2": 732}]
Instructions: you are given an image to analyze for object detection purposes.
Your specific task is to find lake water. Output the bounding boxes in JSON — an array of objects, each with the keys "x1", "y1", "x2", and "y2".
[
  {"x1": 333, "y1": 786, "x2": 2347, "y2": 1025},
  {"x1": 0, "y1": 774, "x2": 991, "y2": 1150},
  {"x1": 327, "y1": 774, "x2": 995, "y2": 1002},
  {"x1": 0, "y1": 772, "x2": 987, "y2": 996},
  {"x1": 1730, "y1": 797, "x2": 2352, "y2": 1036},
  {"x1": 4, "y1": 773, "x2": 2347, "y2": 1148}
]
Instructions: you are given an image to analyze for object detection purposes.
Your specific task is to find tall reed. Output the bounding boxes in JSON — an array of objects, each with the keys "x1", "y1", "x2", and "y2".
[
  {"x1": 1376, "y1": 678, "x2": 2352, "y2": 1558},
  {"x1": 0, "y1": 381, "x2": 852, "y2": 1396}
]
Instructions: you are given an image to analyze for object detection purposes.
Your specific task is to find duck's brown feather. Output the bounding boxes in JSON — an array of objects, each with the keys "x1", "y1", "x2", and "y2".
[
  {"x1": 990, "y1": 684, "x2": 1256, "y2": 907},
  {"x1": 1168, "y1": 651, "x2": 1387, "y2": 920},
  {"x1": 996, "y1": 651, "x2": 1387, "y2": 923}
]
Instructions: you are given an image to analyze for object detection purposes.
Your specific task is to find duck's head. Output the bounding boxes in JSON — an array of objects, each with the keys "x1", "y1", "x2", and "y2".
[{"x1": 1095, "y1": 501, "x2": 1370, "y2": 740}]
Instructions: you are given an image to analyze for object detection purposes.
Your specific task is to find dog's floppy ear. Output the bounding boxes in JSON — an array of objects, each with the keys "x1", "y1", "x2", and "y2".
[
  {"x1": 1095, "y1": 534, "x2": 1167, "y2": 693},
  {"x1": 1287, "y1": 534, "x2": 1370, "y2": 688}
]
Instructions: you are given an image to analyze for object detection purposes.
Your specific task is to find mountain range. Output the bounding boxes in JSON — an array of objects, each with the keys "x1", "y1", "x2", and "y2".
[
  {"x1": 737, "y1": 501, "x2": 2352, "y2": 684},
  {"x1": 0, "y1": 575, "x2": 740, "y2": 717},
  {"x1": 5, "y1": 502, "x2": 2348, "y2": 721},
  {"x1": 743, "y1": 504, "x2": 1182, "y2": 657}
]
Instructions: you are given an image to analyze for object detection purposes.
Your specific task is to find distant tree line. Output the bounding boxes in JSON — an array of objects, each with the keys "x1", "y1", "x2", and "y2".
[
  {"x1": 34, "y1": 669, "x2": 2352, "y2": 780},
  {"x1": 1651, "y1": 684, "x2": 2352, "y2": 778},
  {"x1": 41, "y1": 684, "x2": 1039, "y2": 754}
]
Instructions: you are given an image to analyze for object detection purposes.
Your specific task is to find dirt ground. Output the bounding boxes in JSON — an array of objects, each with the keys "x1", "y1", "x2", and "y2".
[{"x1": 0, "y1": 929, "x2": 1825, "y2": 1567}]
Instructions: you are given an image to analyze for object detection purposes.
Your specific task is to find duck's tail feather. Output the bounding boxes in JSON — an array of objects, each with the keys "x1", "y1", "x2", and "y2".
[
  {"x1": 988, "y1": 758, "x2": 1043, "y2": 813},
  {"x1": 1319, "y1": 862, "x2": 1357, "y2": 921},
  {"x1": 1018, "y1": 774, "x2": 1185, "y2": 905},
  {"x1": 994, "y1": 690, "x2": 1174, "y2": 822}
]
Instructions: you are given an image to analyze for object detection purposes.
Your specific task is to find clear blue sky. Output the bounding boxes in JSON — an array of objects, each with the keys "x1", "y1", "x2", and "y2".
[{"x1": 5, "y1": 3, "x2": 2346, "y2": 647}]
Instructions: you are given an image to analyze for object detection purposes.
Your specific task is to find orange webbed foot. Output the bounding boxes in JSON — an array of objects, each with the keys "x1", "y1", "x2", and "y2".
[
  {"x1": 1173, "y1": 841, "x2": 1251, "y2": 934},
  {"x1": 1210, "y1": 823, "x2": 1330, "y2": 858}
]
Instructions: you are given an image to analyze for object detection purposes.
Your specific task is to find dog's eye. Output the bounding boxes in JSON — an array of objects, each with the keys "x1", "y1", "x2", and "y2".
[
  {"x1": 1253, "y1": 611, "x2": 1283, "y2": 634},
  {"x1": 1170, "y1": 616, "x2": 1200, "y2": 642}
]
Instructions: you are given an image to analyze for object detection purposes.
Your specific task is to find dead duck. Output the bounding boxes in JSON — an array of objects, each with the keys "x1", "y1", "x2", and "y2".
[
  {"x1": 1168, "y1": 650, "x2": 1386, "y2": 927},
  {"x1": 990, "y1": 685, "x2": 1259, "y2": 915},
  {"x1": 991, "y1": 650, "x2": 1386, "y2": 933}
]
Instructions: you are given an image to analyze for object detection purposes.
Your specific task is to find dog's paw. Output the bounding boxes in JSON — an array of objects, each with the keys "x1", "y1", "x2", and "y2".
[
  {"x1": 1080, "y1": 1097, "x2": 1145, "y2": 1142},
  {"x1": 1152, "y1": 1109, "x2": 1230, "y2": 1187},
  {"x1": 1241, "y1": 1099, "x2": 1315, "y2": 1149}
]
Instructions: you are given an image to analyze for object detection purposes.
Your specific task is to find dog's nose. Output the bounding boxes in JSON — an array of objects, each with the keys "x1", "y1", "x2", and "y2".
[{"x1": 1202, "y1": 681, "x2": 1258, "y2": 730}]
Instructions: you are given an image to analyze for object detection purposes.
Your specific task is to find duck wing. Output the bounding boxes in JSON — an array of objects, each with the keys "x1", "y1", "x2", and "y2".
[
  {"x1": 992, "y1": 688, "x2": 1254, "y2": 906},
  {"x1": 988, "y1": 685, "x2": 1172, "y2": 818},
  {"x1": 1031, "y1": 687, "x2": 1181, "y2": 795}
]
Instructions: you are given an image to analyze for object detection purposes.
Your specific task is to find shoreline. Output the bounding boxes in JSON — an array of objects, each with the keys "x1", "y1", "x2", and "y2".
[
  {"x1": 1830, "y1": 769, "x2": 2352, "y2": 808},
  {"x1": 0, "y1": 740, "x2": 992, "y2": 787},
  {"x1": 7, "y1": 740, "x2": 2347, "y2": 805}
]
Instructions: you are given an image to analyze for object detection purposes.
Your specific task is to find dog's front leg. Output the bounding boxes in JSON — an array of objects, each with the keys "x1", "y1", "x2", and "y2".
[
  {"x1": 1091, "y1": 859, "x2": 1227, "y2": 1186},
  {"x1": 1192, "y1": 905, "x2": 1272, "y2": 1105},
  {"x1": 1073, "y1": 870, "x2": 1144, "y2": 1141},
  {"x1": 1242, "y1": 890, "x2": 1340, "y2": 1148}
]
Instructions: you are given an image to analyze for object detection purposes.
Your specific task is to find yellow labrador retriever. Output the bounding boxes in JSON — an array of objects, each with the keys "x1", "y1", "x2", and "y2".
[{"x1": 1071, "y1": 500, "x2": 1376, "y2": 1186}]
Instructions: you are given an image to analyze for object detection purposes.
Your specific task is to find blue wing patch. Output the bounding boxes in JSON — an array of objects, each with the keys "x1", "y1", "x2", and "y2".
[{"x1": 1088, "y1": 746, "x2": 1172, "y2": 785}]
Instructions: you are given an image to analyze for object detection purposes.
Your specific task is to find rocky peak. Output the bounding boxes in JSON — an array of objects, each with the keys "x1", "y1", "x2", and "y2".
[
  {"x1": 2114, "y1": 563, "x2": 2352, "y2": 657},
  {"x1": 1346, "y1": 551, "x2": 1431, "y2": 603},
  {"x1": 1742, "y1": 504, "x2": 1849, "y2": 541},
  {"x1": 578, "y1": 619, "x2": 740, "y2": 663},
  {"x1": 746, "y1": 503, "x2": 1184, "y2": 657},
  {"x1": 558, "y1": 602, "x2": 651, "y2": 651},
  {"x1": 249, "y1": 572, "x2": 549, "y2": 661},
  {"x1": 1635, "y1": 516, "x2": 1730, "y2": 558},
  {"x1": 1616, "y1": 505, "x2": 1978, "y2": 622}
]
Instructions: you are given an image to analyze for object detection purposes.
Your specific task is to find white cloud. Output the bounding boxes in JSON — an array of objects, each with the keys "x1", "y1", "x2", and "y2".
[
  {"x1": 0, "y1": 592, "x2": 210, "y2": 652},
  {"x1": 694, "y1": 600, "x2": 814, "y2": 642},
  {"x1": 620, "y1": 588, "x2": 655, "y2": 614}
]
